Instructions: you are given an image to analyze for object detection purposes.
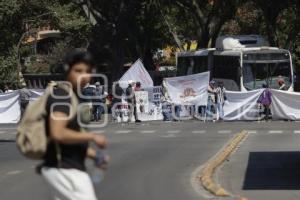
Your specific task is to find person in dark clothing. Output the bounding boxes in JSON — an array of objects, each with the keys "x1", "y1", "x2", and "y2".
[
  {"x1": 112, "y1": 82, "x2": 124, "y2": 121},
  {"x1": 82, "y1": 83, "x2": 96, "y2": 121},
  {"x1": 19, "y1": 83, "x2": 31, "y2": 118},
  {"x1": 41, "y1": 49, "x2": 108, "y2": 200},
  {"x1": 93, "y1": 82, "x2": 104, "y2": 121},
  {"x1": 126, "y1": 81, "x2": 141, "y2": 122}
]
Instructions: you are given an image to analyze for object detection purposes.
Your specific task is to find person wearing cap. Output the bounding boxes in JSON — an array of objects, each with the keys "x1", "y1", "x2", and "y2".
[
  {"x1": 19, "y1": 83, "x2": 31, "y2": 118},
  {"x1": 93, "y1": 82, "x2": 105, "y2": 121}
]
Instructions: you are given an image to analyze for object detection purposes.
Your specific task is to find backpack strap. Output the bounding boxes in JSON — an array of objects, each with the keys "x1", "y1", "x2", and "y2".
[{"x1": 48, "y1": 82, "x2": 79, "y2": 167}]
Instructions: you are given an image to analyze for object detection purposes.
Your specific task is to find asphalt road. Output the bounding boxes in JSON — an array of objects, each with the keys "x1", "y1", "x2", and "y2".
[
  {"x1": 1, "y1": 121, "x2": 300, "y2": 200},
  {"x1": 0, "y1": 121, "x2": 236, "y2": 200},
  {"x1": 220, "y1": 121, "x2": 300, "y2": 200}
]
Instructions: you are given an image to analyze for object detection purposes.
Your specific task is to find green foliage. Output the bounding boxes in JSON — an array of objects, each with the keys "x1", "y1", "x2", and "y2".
[
  {"x1": 1, "y1": 0, "x2": 300, "y2": 82},
  {"x1": 0, "y1": 48, "x2": 18, "y2": 85},
  {"x1": 48, "y1": 2, "x2": 91, "y2": 46}
]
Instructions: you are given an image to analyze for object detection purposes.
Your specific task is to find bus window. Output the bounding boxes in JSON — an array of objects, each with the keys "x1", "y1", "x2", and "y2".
[
  {"x1": 194, "y1": 56, "x2": 208, "y2": 74},
  {"x1": 187, "y1": 58, "x2": 194, "y2": 75},
  {"x1": 269, "y1": 62, "x2": 291, "y2": 89},
  {"x1": 212, "y1": 56, "x2": 240, "y2": 90},
  {"x1": 177, "y1": 57, "x2": 187, "y2": 76},
  {"x1": 242, "y1": 62, "x2": 291, "y2": 90},
  {"x1": 177, "y1": 56, "x2": 208, "y2": 76}
]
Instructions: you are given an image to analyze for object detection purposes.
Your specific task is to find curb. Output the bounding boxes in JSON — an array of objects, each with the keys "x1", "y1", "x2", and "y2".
[{"x1": 198, "y1": 130, "x2": 249, "y2": 199}]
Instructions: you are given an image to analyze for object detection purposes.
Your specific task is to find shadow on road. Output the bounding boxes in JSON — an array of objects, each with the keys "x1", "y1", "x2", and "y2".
[
  {"x1": 243, "y1": 152, "x2": 300, "y2": 190},
  {"x1": 0, "y1": 139, "x2": 15, "y2": 143}
]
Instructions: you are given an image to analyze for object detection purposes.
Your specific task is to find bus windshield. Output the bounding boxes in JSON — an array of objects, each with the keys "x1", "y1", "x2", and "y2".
[{"x1": 243, "y1": 61, "x2": 292, "y2": 90}]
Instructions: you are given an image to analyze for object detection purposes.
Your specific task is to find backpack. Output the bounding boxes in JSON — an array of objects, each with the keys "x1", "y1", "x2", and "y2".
[{"x1": 16, "y1": 83, "x2": 78, "y2": 160}]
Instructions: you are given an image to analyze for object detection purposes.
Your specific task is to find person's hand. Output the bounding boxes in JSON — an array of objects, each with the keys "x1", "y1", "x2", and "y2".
[
  {"x1": 95, "y1": 154, "x2": 110, "y2": 170},
  {"x1": 93, "y1": 134, "x2": 107, "y2": 149}
]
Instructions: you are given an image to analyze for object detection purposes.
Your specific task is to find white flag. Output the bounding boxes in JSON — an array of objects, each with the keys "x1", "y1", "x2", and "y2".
[{"x1": 119, "y1": 59, "x2": 154, "y2": 87}]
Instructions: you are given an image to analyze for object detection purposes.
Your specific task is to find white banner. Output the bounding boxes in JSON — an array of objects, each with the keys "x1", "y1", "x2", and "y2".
[
  {"x1": 135, "y1": 86, "x2": 163, "y2": 121},
  {"x1": 271, "y1": 89, "x2": 300, "y2": 120},
  {"x1": 0, "y1": 91, "x2": 21, "y2": 123},
  {"x1": 135, "y1": 91, "x2": 149, "y2": 113},
  {"x1": 119, "y1": 59, "x2": 154, "y2": 87},
  {"x1": 164, "y1": 72, "x2": 210, "y2": 106},
  {"x1": 223, "y1": 89, "x2": 264, "y2": 121}
]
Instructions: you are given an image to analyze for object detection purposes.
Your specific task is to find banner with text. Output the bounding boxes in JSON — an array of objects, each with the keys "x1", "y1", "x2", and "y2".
[{"x1": 164, "y1": 72, "x2": 210, "y2": 106}]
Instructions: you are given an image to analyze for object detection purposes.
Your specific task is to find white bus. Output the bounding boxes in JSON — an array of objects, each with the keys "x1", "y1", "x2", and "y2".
[{"x1": 176, "y1": 35, "x2": 295, "y2": 91}]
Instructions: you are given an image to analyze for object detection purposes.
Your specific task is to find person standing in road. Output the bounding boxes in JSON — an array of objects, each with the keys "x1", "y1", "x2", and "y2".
[
  {"x1": 19, "y1": 83, "x2": 32, "y2": 118},
  {"x1": 215, "y1": 81, "x2": 227, "y2": 121},
  {"x1": 41, "y1": 49, "x2": 108, "y2": 200},
  {"x1": 126, "y1": 81, "x2": 141, "y2": 123},
  {"x1": 112, "y1": 82, "x2": 124, "y2": 122},
  {"x1": 93, "y1": 82, "x2": 105, "y2": 121},
  {"x1": 257, "y1": 84, "x2": 272, "y2": 121},
  {"x1": 133, "y1": 81, "x2": 142, "y2": 122},
  {"x1": 82, "y1": 83, "x2": 96, "y2": 121},
  {"x1": 206, "y1": 81, "x2": 217, "y2": 121}
]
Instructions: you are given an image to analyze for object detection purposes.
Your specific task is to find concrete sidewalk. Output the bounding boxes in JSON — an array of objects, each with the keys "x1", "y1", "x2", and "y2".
[{"x1": 219, "y1": 129, "x2": 300, "y2": 200}]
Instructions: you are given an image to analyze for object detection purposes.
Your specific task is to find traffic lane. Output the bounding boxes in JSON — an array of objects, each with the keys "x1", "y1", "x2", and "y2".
[
  {"x1": 0, "y1": 123, "x2": 234, "y2": 200},
  {"x1": 220, "y1": 130, "x2": 300, "y2": 200},
  {"x1": 96, "y1": 131, "x2": 232, "y2": 200}
]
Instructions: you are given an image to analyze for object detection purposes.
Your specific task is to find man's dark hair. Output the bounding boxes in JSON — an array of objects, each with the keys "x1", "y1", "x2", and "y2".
[{"x1": 62, "y1": 49, "x2": 94, "y2": 74}]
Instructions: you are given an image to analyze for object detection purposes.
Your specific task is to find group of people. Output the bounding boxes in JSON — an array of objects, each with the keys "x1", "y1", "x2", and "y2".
[
  {"x1": 82, "y1": 82, "x2": 106, "y2": 121},
  {"x1": 111, "y1": 81, "x2": 142, "y2": 123},
  {"x1": 161, "y1": 80, "x2": 227, "y2": 122}
]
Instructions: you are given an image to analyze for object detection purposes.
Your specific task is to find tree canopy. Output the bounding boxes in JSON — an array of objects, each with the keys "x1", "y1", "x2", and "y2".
[{"x1": 0, "y1": 0, "x2": 300, "y2": 86}]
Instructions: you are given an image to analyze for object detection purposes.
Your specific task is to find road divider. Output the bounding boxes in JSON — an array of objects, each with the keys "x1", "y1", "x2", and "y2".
[{"x1": 197, "y1": 130, "x2": 249, "y2": 199}]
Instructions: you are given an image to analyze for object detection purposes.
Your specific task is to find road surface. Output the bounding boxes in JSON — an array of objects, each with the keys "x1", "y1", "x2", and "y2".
[{"x1": 1, "y1": 121, "x2": 300, "y2": 200}]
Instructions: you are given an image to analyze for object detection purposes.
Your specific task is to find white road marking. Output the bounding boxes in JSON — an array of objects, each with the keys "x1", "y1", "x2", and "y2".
[
  {"x1": 268, "y1": 130, "x2": 283, "y2": 134},
  {"x1": 218, "y1": 130, "x2": 232, "y2": 134},
  {"x1": 294, "y1": 130, "x2": 300, "y2": 134},
  {"x1": 192, "y1": 130, "x2": 206, "y2": 134},
  {"x1": 166, "y1": 130, "x2": 180, "y2": 134},
  {"x1": 0, "y1": 131, "x2": 6, "y2": 134},
  {"x1": 6, "y1": 170, "x2": 22, "y2": 176},
  {"x1": 140, "y1": 130, "x2": 156, "y2": 134},
  {"x1": 246, "y1": 130, "x2": 257, "y2": 134},
  {"x1": 115, "y1": 130, "x2": 132, "y2": 134},
  {"x1": 161, "y1": 133, "x2": 177, "y2": 138}
]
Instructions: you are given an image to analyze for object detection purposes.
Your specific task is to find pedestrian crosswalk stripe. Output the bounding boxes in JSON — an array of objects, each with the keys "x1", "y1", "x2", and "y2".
[
  {"x1": 268, "y1": 130, "x2": 283, "y2": 134},
  {"x1": 167, "y1": 130, "x2": 180, "y2": 134},
  {"x1": 218, "y1": 130, "x2": 232, "y2": 134},
  {"x1": 115, "y1": 130, "x2": 132, "y2": 134},
  {"x1": 140, "y1": 130, "x2": 156, "y2": 134},
  {"x1": 246, "y1": 130, "x2": 257, "y2": 134},
  {"x1": 161, "y1": 133, "x2": 178, "y2": 138},
  {"x1": 192, "y1": 130, "x2": 206, "y2": 134}
]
